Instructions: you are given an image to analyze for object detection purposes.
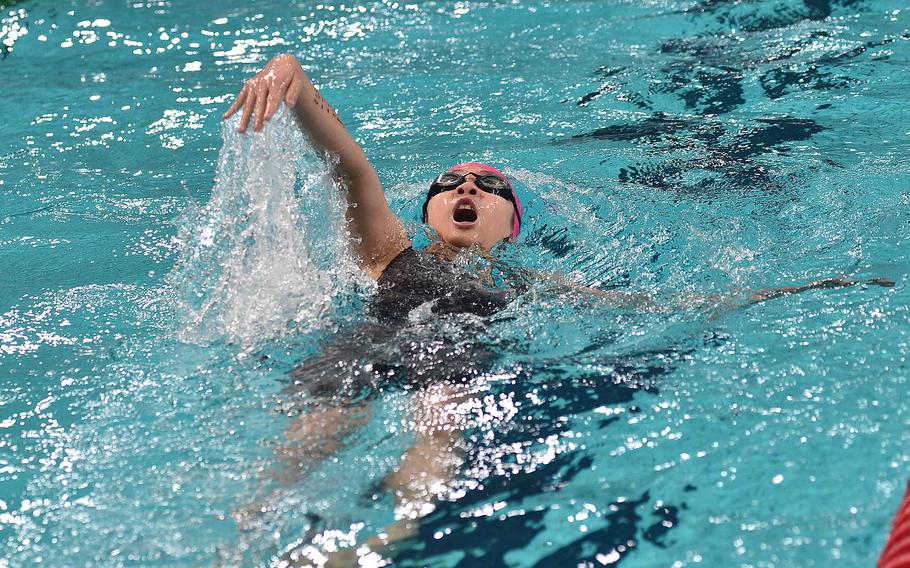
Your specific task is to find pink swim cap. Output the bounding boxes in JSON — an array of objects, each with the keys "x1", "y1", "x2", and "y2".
[{"x1": 450, "y1": 162, "x2": 523, "y2": 238}]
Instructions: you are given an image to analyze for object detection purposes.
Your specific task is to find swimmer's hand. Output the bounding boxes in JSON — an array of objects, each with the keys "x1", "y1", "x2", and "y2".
[
  {"x1": 750, "y1": 276, "x2": 895, "y2": 303},
  {"x1": 222, "y1": 52, "x2": 411, "y2": 276},
  {"x1": 223, "y1": 53, "x2": 307, "y2": 132}
]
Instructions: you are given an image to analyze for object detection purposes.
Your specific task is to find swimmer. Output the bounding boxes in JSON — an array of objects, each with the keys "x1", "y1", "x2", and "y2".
[
  {"x1": 222, "y1": 53, "x2": 895, "y2": 565},
  {"x1": 223, "y1": 54, "x2": 516, "y2": 282},
  {"x1": 221, "y1": 55, "x2": 521, "y2": 566}
]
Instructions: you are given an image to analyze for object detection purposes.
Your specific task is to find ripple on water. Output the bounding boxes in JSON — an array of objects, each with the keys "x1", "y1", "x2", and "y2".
[{"x1": 1, "y1": 0, "x2": 909, "y2": 566}]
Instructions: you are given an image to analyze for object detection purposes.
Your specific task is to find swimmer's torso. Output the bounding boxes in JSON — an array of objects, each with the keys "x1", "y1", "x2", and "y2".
[{"x1": 371, "y1": 247, "x2": 510, "y2": 323}]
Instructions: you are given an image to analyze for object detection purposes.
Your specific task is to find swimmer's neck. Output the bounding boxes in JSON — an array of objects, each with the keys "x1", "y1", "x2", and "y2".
[
  {"x1": 425, "y1": 240, "x2": 495, "y2": 262},
  {"x1": 424, "y1": 240, "x2": 461, "y2": 261}
]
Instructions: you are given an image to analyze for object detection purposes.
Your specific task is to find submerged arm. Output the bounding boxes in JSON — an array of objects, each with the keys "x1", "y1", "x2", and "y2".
[
  {"x1": 748, "y1": 277, "x2": 894, "y2": 304},
  {"x1": 502, "y1": 264, "x2": 661, "y2": 310},
  {"x1": 537, "y1": 271, "x2": 660, "y2": 309},
  {"x1": 223, "y1": 54, "x2": 409, "y2": 278},
  {"x1": 517, "y1": 265, "x2": 894, "y2": 311}
]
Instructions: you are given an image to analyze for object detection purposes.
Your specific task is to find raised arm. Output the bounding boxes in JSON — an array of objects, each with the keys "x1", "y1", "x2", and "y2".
[{"x1": 223, "y1": 54, "x2": 410, "y2": 278}]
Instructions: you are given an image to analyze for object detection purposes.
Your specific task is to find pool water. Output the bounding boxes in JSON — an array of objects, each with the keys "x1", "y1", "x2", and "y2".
[{"x1": 2, "y1": 0, "x2": 909, "y2": 566}]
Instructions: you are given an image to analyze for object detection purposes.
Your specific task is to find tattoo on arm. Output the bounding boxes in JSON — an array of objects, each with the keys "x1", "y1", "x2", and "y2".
[{"x1": 312, "y1": 89, "x2": 345, "y2": 125}]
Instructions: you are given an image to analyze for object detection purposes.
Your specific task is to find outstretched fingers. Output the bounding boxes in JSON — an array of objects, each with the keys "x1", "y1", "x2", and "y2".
[
  {"x1": 228, "y1": 59, "x2": 306, "y2": 132},
  {"x1": 286, "y1": 73, "x2": 303, "y2": 107},
  {"x1": 223, "y1": 86, "x2": 248, "y2": 120},
  {"x1": 254, "y1": 85, "x2": 269, "y2": 131},
  {"x1": 239, "y1": 89, "x2": 256, "y2": 132},
  {"x1": 264, "y1": 77, "x2": 287, "y2": 123}
]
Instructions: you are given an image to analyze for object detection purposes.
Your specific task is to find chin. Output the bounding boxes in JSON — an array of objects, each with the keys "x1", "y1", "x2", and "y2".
[{"x1": 443, "y1": 232, "x2": 478, "y2": 249}]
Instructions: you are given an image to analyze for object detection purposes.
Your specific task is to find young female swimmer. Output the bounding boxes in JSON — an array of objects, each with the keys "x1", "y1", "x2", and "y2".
[
  {"x1": 223, "y1": 54, "x2": 894, "y2": 564},
  {"x1": 222, "y1": 54, "x2": 524, "y2": 565},
  {"x1": 223, "y1": 54, "x2": 518, "y2": 281},
  {"x1": 222, "y1": 53, "x2": 889, "y2": 306}
]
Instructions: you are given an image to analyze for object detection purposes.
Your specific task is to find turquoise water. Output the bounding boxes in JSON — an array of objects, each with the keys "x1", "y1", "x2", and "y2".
[{"x1": 2, "y1": 0, "x2": 909, "y2": 566}]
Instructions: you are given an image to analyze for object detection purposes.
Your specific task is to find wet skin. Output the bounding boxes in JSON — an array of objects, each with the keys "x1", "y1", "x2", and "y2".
[{"x1": 425, "y1": 167, "x2": 516, "y2": 250}]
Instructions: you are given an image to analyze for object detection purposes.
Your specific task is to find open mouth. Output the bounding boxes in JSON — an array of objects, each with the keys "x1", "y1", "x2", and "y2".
[{"x1": 452, "y1": 199, "x2": 478, "y2": 224}]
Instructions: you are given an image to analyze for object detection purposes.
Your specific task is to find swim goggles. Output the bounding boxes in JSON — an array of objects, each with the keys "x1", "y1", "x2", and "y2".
[
  {"x1": 429, "y1": 171, "x2": 512, "y2": 196},
  {"x1": 423, "y1": 171, "x2": 520, "y2": 217},
  {"x1": 421, "y1": 162, "x2": 523, "y2": 238}
]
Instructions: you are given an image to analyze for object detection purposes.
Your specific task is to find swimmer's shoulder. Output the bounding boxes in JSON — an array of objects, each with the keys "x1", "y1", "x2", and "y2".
[
  {"x1": 377, "y1": 246, "x2": 418, "y2": 282},
  {"x1": 367, "y1": 241, "x2": 412, "y2": 280},
  {"x1": 377, "y1": 246, "x2": 452, "y2": 284}
]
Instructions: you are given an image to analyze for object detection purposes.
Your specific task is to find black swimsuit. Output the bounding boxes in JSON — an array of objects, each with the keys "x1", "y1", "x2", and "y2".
[
  {"x1": 287, "y1": 247, "x2": 511, "y2": 402},
  {"x1": 371, "y1": 247, "x2": 510, "y2": 323}
]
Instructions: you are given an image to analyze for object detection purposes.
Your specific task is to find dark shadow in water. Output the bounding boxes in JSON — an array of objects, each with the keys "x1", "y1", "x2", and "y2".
[
  {"x1": 571, "y1": 3, "x2": 886, "y2": 117},
  {"x1": 648, "y1": 28, "x2": 876, "y2": 116},
  {"x1": 531, "y1": 491, "x2": 684, "y2": 567},
  {"x1": 494, "y1": 350, "x2": 677, "y2": 446},
  {"x1": 680, "y1": 0, "x2": 861, "y2": 33},
  {"x1": 655, "y1": 64, "x2": 745, "y2": 116},
  {"x1": 561, "y1": 1, "x2": 910, "y2": 197},
  {"x1": 757, "y1": 32, "x2": 910, "y2": 99},
  {"x1": 576, "y1": 66, "x2": 633, "y2": 108},
  {"x1": 658, "y1": 27, "x2": 907, "y2": 104},
  {"x1": 643, "y1": 501, "x2": 682, "y2": 547},
  {"x1": 814, "y1": 32, "x2": 910, "y2": 66},
  {"x1": 561, "y1": 114, "x2": 696, "y2": 144},
  {"x1": 521, "y1": 223, "x2": 575, "y2": 259},
  {"x1": 395, "y1": 451, "x2": 687, "y2": 567},
  {"x1": 729, "y1": 117, "x2": 826, "y2": 159},
  {"x1": 386, "y1": 340, "x2": 696, "y2": 567},
  {"x1": 393, "y1": 453, "x2": 689, "y2": 568},
  {"x1": 396, "y1": 453, "x2": 594, "y2": 567},
  {"x1": 557, "y1": 114, "x2": 826, "y2": 194},
  {"x1": 760, "y1": 65, "x2": 856, "y2": 100},
  {"x1": 566, "y1": 115, "x2": 825, "y2": 155}
]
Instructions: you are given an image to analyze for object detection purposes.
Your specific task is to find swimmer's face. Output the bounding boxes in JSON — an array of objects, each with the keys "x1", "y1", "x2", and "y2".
[{"x1": 426, "y1": 166, "x2": 515, "y2": 250}]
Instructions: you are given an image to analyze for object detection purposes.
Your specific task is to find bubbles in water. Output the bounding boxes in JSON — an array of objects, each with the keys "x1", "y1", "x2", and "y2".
[{"x1": 167, "y1": 106, "x2": 370, "y2": 349}]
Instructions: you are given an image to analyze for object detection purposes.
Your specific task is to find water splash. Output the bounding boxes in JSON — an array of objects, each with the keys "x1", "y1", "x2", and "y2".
[{"x1": 168, "y1": 105, "x2": 369, "y2": 348}]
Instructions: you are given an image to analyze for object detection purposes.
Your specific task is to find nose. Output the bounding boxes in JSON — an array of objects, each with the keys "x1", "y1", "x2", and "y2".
[{"x1": 456, "y1": 174, "x2": 479, "y2": 196}]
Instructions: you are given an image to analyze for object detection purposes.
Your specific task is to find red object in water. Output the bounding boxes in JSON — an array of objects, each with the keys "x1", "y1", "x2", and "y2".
[{"x1": 880, "y1": 481, "x2": 910, "y2": 568}]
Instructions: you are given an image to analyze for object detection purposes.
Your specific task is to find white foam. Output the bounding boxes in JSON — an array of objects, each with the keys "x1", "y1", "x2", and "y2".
[{"x1": 168, "y1": 105, "x2": 369, "y2": 349}]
